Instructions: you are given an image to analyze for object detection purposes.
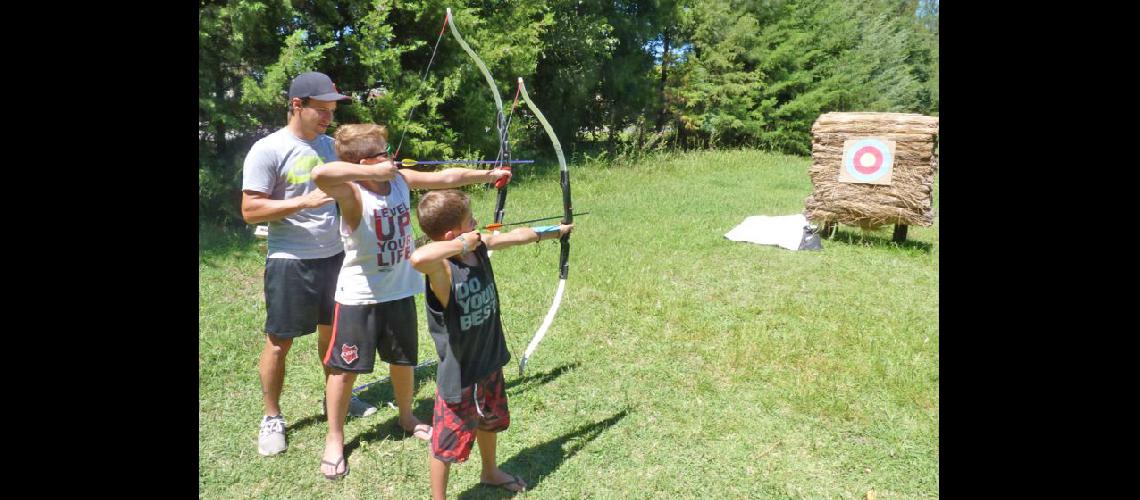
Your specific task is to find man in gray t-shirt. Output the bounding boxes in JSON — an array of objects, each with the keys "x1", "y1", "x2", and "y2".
[
  {"x1": 242, "y1": 128, "x2": 341, "y2": 259},
  {"x1": 241, "y1": 72, "x2": 382, "y2": 457}
]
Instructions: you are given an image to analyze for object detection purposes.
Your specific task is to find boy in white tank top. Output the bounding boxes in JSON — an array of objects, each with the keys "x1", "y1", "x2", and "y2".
[{"x1": 310, "y1": 124, "x2": 511, "y2": 480}]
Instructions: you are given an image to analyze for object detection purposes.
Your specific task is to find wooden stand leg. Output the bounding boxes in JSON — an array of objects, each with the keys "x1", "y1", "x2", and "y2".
[
  {"x1": 821, "y1": 222, "x2": 836, "y2": 238},
  {"x1": 892, "y1": 224, "x2": 908, "y2": 242}
]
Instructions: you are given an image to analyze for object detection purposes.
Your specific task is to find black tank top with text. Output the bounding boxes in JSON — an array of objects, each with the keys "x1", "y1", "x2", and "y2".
[{"x1": 425, "y1": 245, "x2": 511, "y2": 403}]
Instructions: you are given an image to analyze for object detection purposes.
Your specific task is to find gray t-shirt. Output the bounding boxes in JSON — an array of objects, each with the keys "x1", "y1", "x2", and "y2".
[{"x1": 242, "y1": 128, "x2": 343, "y2": 259}]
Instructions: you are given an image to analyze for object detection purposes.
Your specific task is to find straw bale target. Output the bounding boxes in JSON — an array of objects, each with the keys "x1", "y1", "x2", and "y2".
[{"x1": 803, "y1": 112, "x2": 939, "y2": 242}]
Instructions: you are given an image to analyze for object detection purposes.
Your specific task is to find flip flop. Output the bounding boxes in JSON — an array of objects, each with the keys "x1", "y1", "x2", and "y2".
[
  {"x1": 320, "y1": 456, "x2": 348, "y2": 480},
  {"x1": 480, "y1": 473, "x2": 526, "y2": 492},
  {"x1": 404, "y1": 424, "x2": 432, "y2": 441}
]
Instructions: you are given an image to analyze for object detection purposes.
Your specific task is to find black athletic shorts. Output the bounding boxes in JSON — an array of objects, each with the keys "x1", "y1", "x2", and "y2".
[
  {"x1": 263, "y1": 252, "x2": 345, "y2": 338},
  {"x1": 323, "y1": 296, "x2": 419, "y2": 373}
]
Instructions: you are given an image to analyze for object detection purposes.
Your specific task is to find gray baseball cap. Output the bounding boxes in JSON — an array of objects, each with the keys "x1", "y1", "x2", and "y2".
[{"x1": 288, "y1": 72, "x2": 353, "y2": 102}]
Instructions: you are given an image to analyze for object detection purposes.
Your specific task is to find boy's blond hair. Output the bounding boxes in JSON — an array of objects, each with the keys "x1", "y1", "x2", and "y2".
[
  {"x1": 333, "y1": 123, "x2": 388, "y2": 163},
  {"x1": 417, "y1": 190, "x2": 471, "y2": 241}
]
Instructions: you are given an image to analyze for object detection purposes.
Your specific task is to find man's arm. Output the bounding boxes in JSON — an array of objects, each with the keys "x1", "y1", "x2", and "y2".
[
  {"x1": 400, "y1": 168, "x2": 510, "y2": 190},
  {"x1": 240, "y1": 146, "x2": 340, "y2": 224},
  {"x1": 241, "y1": 189, "x2": 334, "y2": 224}
]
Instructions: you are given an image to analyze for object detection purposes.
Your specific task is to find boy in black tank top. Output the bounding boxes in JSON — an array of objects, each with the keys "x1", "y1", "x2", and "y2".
[{"x1": 411, "y1": 189, "x2": 573, "y2": 497}]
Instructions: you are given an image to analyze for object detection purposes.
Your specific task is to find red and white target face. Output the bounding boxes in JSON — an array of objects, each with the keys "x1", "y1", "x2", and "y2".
[{"x1": 839, "y1": 138, "x2": 895, "y2": 185}]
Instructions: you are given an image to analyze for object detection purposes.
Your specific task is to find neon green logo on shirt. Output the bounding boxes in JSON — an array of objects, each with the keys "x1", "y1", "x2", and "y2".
[{"x1": 287, "y1": 156, "x2": 324, "y2": 184}]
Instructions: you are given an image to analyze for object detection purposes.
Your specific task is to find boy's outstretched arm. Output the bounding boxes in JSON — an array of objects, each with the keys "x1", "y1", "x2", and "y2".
[
  {"x1": 311, "y1": 159, "x2": 398, "y2": 229},
  {"x1": 311, "y1": 159, "x2": 398, "y2": 195},
  {"x1": 400, "y1": 168, "x2": 511, "y2": 190},
  {"x1": 484, "y1": 224, "x2": 574, "y2": 251},
  {"x1": 410, "y1": 230, "x2": 483, "y2": 308}
]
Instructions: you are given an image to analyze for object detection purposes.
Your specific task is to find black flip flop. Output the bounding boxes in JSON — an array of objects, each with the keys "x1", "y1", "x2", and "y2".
[
  {"x1": 320, "y1": 456, "x2": 348, "y2": 480},
  {"x1": 480, "y1": 473, "x2": 526, "y2": 492}
]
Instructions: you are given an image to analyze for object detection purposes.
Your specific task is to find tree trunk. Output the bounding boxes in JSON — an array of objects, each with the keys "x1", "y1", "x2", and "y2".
[
  {"x1": 608, "y1": 106, "x2": 618, "y2": 147},
  {"x1": 654, "y1": 29, "x2": 671, "y2": 133},
  {"x1": 214, "y1": 67, "x2": 227, "y2": 159},
  {"x1": 636, "y1": 118, "x2": 645, "y2": 149},
  {"x1": 676, "y1": 116, "x2": 685, "y2": 150}
]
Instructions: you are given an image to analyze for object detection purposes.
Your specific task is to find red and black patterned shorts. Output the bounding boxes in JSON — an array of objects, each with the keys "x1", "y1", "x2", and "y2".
[{"x1": 431, "y1": 368, "x2": 510, "y2": 463}]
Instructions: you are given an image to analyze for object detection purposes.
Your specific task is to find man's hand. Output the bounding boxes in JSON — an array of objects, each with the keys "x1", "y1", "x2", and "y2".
[{"x1": 297, "y1": 188, "x2": 335, "y2": 209}]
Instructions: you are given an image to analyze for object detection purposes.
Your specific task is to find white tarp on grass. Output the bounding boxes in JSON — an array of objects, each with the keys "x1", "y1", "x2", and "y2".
[{"x1": 725, "y1": 214, "x2": 816, "y2": 251}]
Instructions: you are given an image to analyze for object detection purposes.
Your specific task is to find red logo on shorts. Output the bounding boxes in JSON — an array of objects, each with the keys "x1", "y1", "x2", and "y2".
[{"x1": 340, "y1": 345, "x2": 359, "y2": 364}]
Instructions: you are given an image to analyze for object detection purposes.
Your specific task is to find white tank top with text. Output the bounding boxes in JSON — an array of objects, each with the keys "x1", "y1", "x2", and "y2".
[{"x1": 334, "y1": 175, "x2": 424, "y2": 304}]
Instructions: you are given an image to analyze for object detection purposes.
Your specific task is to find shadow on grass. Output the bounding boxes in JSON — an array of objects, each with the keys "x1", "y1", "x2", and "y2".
[
  {"x1": 826, "y1": 227, "x2": 934, "y2": 253},
  {"x1": 286, "y1": 361, "x2": 437, "y2": 437},
  {"x1": 506, "y1": 362, "x2": 581, "y2": 393},
  {"x1": 342, "y1": 362, "x2": 440, "y2": 455},
  {"x1": 341, "y1": 362, "x2": 578, "y2": 458},
  {"x1": 455, "y1": 409, "x2": 631, "y2": 498}
]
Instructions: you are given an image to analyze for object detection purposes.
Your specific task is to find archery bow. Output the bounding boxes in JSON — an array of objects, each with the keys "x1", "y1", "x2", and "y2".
[
  {"x1": 442, "y1": 7, "x2": 518, "y2": 255},
  {"x1": 444, "y1": 7, "x2": 509, "y2": 170},
  {"x1": 491, "y1": 81, "x2": 523, "y2": 235},
  {"x1": 443, "y1": 8, "x2": 534, "y2": 363},
  {"x1": 403, "y1": 12, "x2": 569, "y2": 372},
  {"x1": 393, "y1": 7, "x2": 513, "y2": 176},
  {"x1": 516, "y1": 77, "x2": 573, "y2": 375}
]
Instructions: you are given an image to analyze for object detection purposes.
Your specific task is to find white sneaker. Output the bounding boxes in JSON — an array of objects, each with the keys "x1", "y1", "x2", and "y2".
[
  {"x1": 257, "y1": 415, "x2": 287, "y2": 456},
  {"x1": 349, "y1": 396, "x2": 378, "y2": 417},
  {"x1": 323, "y1": 396, "x2": 378, "y2": 418}
]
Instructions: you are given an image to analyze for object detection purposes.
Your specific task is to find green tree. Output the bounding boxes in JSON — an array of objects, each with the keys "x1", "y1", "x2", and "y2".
[{"x1": 199, "y1": 0, "x2": 293, "y2": 223}]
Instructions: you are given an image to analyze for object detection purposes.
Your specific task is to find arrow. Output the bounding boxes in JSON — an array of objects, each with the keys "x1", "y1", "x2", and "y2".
[
  {"x1": 483, "y1": 212, "x2": 589, "y2": 231},
  {"x1": 396, "y1": 159, "x2": 534, "y2": 167}
]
